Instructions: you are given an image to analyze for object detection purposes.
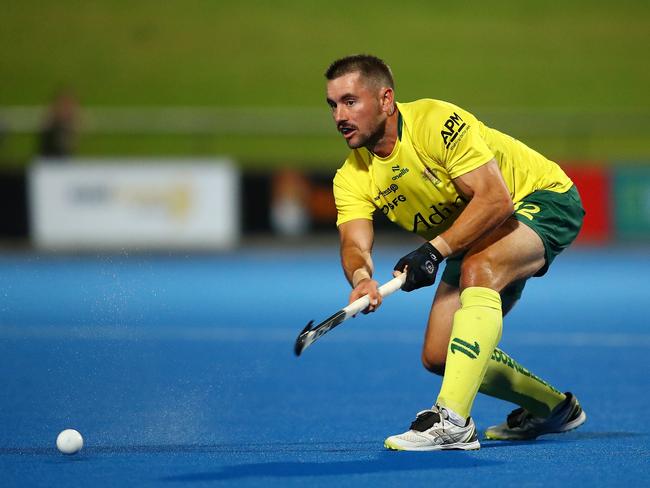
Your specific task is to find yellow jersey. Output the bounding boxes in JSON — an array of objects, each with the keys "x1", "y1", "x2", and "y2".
[{"x1": 333, "y1": 99, "x2": 573, "y2": 240}]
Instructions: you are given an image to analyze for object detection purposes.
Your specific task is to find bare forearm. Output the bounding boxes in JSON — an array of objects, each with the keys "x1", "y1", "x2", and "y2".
[
  {"x1": 435, "y1": 195, "x2": 513, "y2": 256},
  {"x1": 341, "y1": 243, "x2": 374, "y2": 287}
]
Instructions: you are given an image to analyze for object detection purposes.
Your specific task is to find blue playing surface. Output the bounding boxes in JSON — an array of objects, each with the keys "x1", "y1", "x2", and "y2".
[{"x1": 0, "y1": 245, "x2": 648, "y2": 487}]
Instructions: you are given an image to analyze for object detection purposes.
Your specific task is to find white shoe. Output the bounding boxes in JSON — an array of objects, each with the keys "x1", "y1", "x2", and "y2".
[
  {"x1": 384, "y1": 405, "x2": 480, "y2": 451},
  {"x1": 484, "y1": 392, "x2": 587, "y2": 441}
]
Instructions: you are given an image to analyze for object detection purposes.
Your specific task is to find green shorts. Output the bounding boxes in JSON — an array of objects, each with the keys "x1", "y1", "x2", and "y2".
[{"x1": 441, "y1": 185, "x2": 585, "y2": 302}]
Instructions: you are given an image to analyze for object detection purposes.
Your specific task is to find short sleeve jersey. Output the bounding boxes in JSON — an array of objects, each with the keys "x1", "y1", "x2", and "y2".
[{"x1": 333, "y1": 99, "x2": 573, "y2": 240}]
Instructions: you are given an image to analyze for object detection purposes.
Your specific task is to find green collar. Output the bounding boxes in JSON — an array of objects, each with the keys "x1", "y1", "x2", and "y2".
[{"x1": 397, "y1": 111, "x2": 403, "y2": 141}]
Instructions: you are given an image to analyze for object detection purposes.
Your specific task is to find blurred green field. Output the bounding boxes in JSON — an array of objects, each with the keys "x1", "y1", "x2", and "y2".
[{"x1": 1, "y1": 0, "x2": 648, "y2": 167}]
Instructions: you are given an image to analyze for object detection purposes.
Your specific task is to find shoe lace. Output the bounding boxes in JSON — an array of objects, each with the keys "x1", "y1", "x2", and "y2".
[{"x1": 506, "y1": 407, "x2": 532, "y2": 428}]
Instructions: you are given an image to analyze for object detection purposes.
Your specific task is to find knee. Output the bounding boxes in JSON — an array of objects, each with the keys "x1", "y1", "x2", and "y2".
[
  {"x1": 460, "y1": 254, "x2": 497, "y2": 289},
  {"x1": 421, "y1": 348, "x2": 446, "y2": 376}
]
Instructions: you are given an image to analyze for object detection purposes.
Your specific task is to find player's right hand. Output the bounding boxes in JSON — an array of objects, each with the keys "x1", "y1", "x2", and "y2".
[{"x1": 349, "y1": 278, "x2": 382, "y2": 314}]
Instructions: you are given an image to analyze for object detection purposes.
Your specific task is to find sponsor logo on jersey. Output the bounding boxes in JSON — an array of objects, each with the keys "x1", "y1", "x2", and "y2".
[
  {"x1": 411, "y1": 195, "x2": 467, "y2": 232},
  {"x1": 381, "y1": 194, "x2": 407, "y2": 215},
  {"x1": 373, "y1": 183, "x2": 399, "y2": 201},
  {"x1": 441, "y1": 112, "x2": 468, "y2": 149},
  {"x1": 422, "y1": 166, "x2": 442, "y2": 185}
]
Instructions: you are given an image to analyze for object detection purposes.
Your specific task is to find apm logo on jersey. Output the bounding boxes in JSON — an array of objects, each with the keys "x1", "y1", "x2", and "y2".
[{"x1": 441, "y1": 112, "x2": 468, "y2": 149}]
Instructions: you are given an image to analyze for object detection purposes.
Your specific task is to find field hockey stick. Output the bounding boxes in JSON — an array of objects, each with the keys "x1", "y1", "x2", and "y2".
[{"x1": 294, "y1": 273, "x2": 407, "y2": 356}]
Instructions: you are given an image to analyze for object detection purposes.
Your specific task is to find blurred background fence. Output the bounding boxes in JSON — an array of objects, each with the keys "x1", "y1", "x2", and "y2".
[{"x1": 0, "y1": 0, "x2": 648, "y2": 249}]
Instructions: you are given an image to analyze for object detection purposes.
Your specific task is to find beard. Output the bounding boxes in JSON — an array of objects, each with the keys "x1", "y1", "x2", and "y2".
[{"x1": 346, "y1": 118, "x2": 387, "y2": 151}]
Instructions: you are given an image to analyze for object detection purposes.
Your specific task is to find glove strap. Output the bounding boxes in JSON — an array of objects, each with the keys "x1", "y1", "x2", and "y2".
[{"x1": 422, "y1": 242, "x2": 444, "y2": 264}]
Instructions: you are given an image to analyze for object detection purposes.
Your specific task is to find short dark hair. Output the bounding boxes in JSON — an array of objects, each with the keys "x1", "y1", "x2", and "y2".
[{"x1": 325, "y1": 54, "x2": 395, "y2": 90}]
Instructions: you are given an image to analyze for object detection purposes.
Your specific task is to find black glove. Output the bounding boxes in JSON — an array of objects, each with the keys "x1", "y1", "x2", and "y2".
[{"x1": 394, "y1": 242, "x2": 444, "y2": 292}]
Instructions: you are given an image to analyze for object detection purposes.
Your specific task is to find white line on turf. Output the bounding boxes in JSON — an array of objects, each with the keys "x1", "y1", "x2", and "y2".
[{"x1": 0, "y1": 325, "x2": 649, "y2": 348}]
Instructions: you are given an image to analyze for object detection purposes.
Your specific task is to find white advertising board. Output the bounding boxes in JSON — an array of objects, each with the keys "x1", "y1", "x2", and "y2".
[{"x1": 29, "y1": 159, "x2": 240, "y2": 250}]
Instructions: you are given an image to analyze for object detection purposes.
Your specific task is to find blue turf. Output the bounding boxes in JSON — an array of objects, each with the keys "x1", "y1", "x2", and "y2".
[{"x1": 0, "y1": 246, "x2": 648, "y2": 487}]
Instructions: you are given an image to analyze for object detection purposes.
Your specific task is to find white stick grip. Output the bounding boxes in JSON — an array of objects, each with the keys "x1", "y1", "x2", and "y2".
[{"x1": 342, "y1": 273, "x2": 406, "y2": 317}]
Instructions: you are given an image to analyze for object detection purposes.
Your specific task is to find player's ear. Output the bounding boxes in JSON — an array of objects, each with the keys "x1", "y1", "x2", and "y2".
[{"x1": 381, "y1": 88, "x2": 395, "y2": 115}]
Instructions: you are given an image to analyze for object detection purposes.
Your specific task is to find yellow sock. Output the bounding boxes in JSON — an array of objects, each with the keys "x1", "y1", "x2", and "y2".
[
  {"x1": 437, "y1": 287, "x2": 503, "y2": 419},
  {"x1": 479, "y1": 348, "x2": 566, "y2": 417}
]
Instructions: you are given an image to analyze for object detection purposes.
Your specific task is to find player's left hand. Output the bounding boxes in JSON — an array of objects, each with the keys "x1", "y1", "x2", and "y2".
[{"x1": 393, "y1": 242, "x2": 444, "y2": 292}]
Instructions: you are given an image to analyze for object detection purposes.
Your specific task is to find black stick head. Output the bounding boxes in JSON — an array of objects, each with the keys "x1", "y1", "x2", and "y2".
[{"x1": 294, "y1": 320, "x2": 314, "y2": 357}]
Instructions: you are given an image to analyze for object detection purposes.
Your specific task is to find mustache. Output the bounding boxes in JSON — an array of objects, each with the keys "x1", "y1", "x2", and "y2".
[{"x1": 337, "y1": 123, "x2": 357, "y2": 131}]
